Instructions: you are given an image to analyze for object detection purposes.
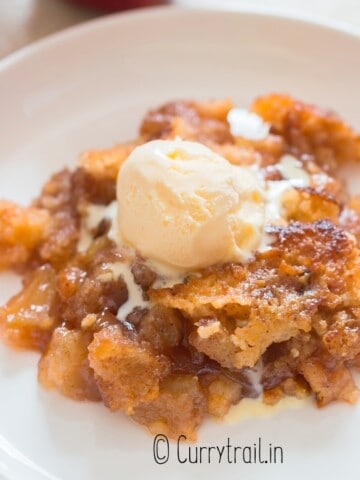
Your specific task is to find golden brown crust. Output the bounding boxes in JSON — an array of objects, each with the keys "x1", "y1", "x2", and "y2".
[
  {"x1": 140, "y1": 100, "x2": 234, "y2": 145},
  {"x1": 150, "y1": 221, "x2": 360, "y2": 370}
]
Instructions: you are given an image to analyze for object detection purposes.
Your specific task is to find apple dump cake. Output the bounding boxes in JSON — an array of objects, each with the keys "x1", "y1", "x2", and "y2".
[{"x1": 1, "y1": 94, "x2": 360, "y2": 440}]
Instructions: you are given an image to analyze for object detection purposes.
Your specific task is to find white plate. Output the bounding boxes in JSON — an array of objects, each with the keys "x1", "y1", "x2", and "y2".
[{"x1": 1, "y1": 6, "x2": 360, "y2": 480}]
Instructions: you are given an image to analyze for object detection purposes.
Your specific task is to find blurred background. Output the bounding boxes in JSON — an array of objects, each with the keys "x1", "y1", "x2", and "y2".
[{"x1": 1, "y1": 0, "x2": 360, "y2": 59}]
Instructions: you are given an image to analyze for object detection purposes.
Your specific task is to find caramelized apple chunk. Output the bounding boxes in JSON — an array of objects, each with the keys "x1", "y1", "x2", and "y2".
[
  {"x1": 200, "y1": 373, "x2": 243, "y2": 417},
  {"x1": 88, "y1": 326, "x2": 171, "y2": 414},
  {"x1": 35, "y1": 170, "x2": 79, "y2": 267},
  {"x1": 299, "y1": 355, "x2": 359, "y2": 406},
  {"x1": 282, "y1": 188, "x2": 340, "y2": 223},
  {"x1": 38, "y1": 327, "x2": 100, "y2": 401},
  {"x1": 137, "y1": 305, "x2": 184, "y2": 353},
  {"x1": 0, "y1": 265, "x2": 57, "y2": 350},
  {"x1": 132, "y1": 374, "x2": 206, "y2": 441},
  {"x1": 0, "y1": 200, "x2": 50, "y2": 270},
  {"x1": 79, "y1": 143, "x2": 138, "y2": 181}
]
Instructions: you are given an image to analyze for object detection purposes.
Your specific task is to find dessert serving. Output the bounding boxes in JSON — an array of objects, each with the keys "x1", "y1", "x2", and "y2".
[{"x1": 1, "y1": 93, "x2": 360, "y2": 440}]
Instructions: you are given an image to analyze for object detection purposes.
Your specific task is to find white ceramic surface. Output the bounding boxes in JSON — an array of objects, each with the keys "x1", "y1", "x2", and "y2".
[{"x1": 0, "y1": 6, "x2": 360, "y2": 480}]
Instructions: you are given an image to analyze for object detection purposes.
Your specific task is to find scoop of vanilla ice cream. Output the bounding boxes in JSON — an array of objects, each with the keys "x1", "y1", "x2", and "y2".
[{"x1": 117, "y1": 139, "x2": 265, "y2": 271}]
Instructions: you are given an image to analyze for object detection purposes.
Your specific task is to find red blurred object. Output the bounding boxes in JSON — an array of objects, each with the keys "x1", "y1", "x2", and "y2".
[{"x1": 68, "y1": 0, "x2": 169, "y2": 11}]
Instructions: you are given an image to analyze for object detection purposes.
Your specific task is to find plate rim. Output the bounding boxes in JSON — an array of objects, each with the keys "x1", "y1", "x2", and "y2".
[{"x1": 0, "y1": 3, "x2": 360, "y2": 74}]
